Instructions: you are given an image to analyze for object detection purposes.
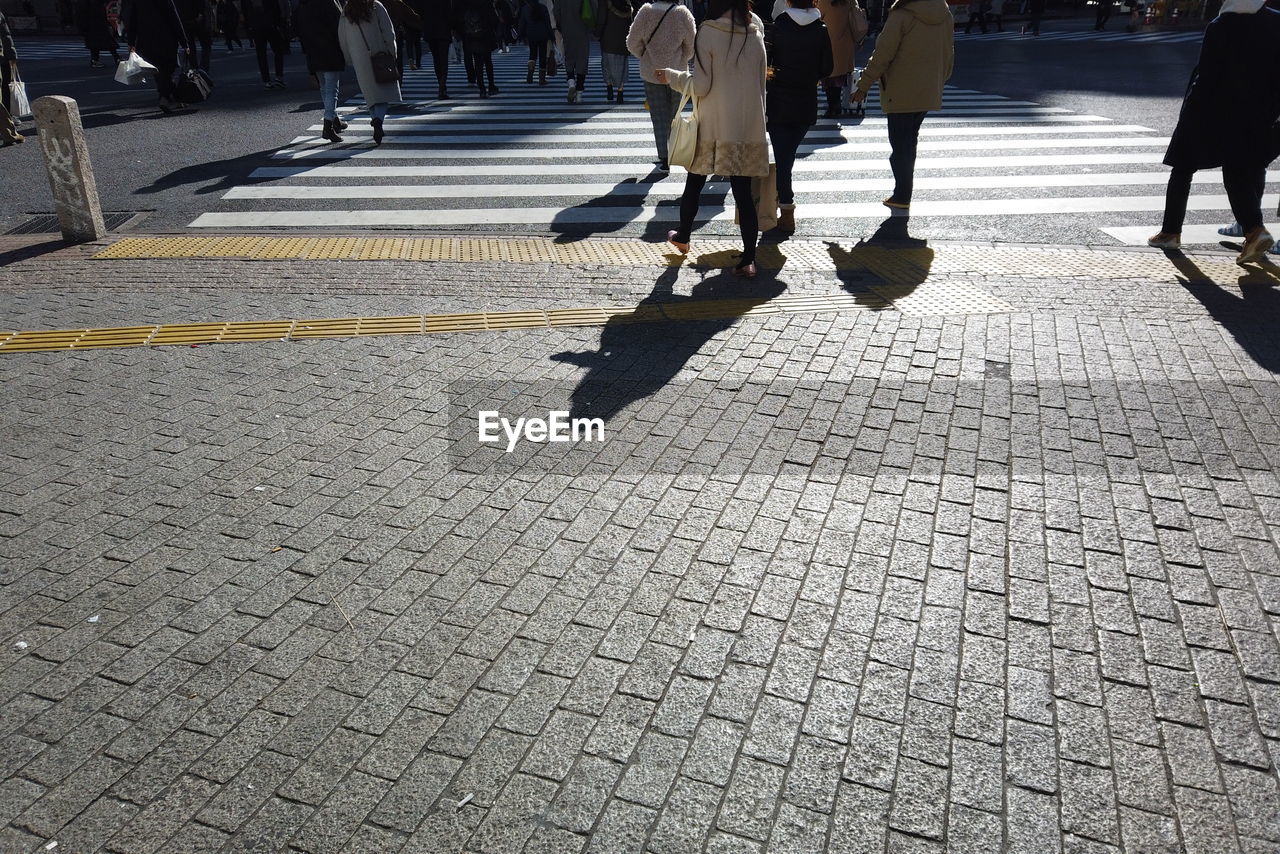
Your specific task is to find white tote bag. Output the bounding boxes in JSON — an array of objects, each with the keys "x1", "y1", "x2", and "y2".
[
  {"x1": 667, "y1": 78, "x2": 699, "y2": 170},
  {"x1": 9, "y1": 74, "x2": 31, "y2": 120}
]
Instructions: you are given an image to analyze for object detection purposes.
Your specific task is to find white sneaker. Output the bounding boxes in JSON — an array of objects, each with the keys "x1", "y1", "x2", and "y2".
[
  {"x1": 1218, "y1": 222, "x2": 1245, "y2": 237},
  {"x1": 1147, "y1": 232, "x2": 1180, "y2": 249}
]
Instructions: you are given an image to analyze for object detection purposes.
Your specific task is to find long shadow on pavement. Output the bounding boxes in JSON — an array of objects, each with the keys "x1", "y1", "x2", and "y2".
[
  {"x1": 550, "y1": 265, "x2": 786, "y2": 422},
  {"x1": 826, "y1": 214, "x2": 935, "y2": 301},
  {"x1": 133, "y1": 147, "x2": 287, "y2": 195},
  {"x1": 1165, "y1": 252, "x2": 1280, "y2": 374}
]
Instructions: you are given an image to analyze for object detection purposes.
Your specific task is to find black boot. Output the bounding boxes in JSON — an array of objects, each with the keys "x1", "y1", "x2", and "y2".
[
  {"x1": 607, "y1": 84, "x2": 614, "y2": 101},
  {"x1": 371, "y1": 117, "x2": 384, "y2": 145},
  {"x1": 322, "y1": 118, "x2": 343, "y2": 143},
  {"x1": 823, "y1": 87, "x2": 841, "y2": 119},
  {"x1": 334, "y1": 115, "x2": 348, "y2": 131},
  {"x1": 527, "y1": 60, "x2": 534, "y2": 83}
]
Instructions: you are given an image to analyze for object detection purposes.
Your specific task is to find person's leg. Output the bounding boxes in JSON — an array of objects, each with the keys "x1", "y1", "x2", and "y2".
[
  {"x1": 886, "y1": 111, "x2": 927, "y2": 203},
  {"x1": 463, "y1": 46, "x2": 475, "y2": 82},
  {"x1": 154, "y1": 59, "x2": 178, "y2": 102},
  {"x1": 1158, "y1": 167, "x2": 1194, "y2": 235},
  {"x1": 729, "y1": 175, "x2": 758, "y2": 266},
  {"x1": 484, "y1": 54, "x2": 496, "y2": 90},
  {"x1": 644, "y1": 80, "x2": 670, "y2": 162},
  {"x1": 255, "y1": 32, "x2": 270, "y2": 81},
  {"x1": 272, "y1": 35, "x2": 285, "y2": 80},
  {"x1": 320, "y1": 71, "x2": 339, "y2": 119},
  {"x1": 675, "y1": 172, "x2": 709, "y2": 242},
  {"x1": 430, "y1": 39, "x2": 450, "y2": 90},
  {"x1": 768, "y1": 124, "x2": 804, "y2": 208},
  {"x1": 1222, "y1": 164, "x2": 1264, "y2": 233}
]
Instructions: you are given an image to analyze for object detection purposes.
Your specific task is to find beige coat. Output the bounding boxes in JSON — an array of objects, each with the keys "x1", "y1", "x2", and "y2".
[
  {"x1": 854, "y1": 0, "x2": 953, "y2": 113},
  {"x1": 663, "y1": 13, "x2": 769, "y2": 177},
  {"x1": 817, "y1": 0, "x2": 857, "y2": 77},
  {"x1": 337, "y1": 2, "x2": 402, "y2": 107}
]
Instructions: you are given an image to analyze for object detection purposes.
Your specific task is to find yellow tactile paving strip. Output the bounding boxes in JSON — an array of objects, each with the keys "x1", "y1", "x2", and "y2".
[
  {"x1": 0, "y1": 292, "x2": 895, "y2": 354},
  {"x1": 90, "y1": 235, "x2": 1280, "y2": 286}
]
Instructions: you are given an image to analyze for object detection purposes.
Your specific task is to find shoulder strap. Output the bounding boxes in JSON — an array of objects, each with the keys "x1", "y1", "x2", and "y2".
[{"x1": 640, "y1": 2, "x2": 675, "y2": 55}]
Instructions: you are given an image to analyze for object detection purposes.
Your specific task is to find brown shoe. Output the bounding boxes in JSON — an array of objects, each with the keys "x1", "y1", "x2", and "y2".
[{"x1": 776, "y1": 207, "x2": 795, "y2": 232}]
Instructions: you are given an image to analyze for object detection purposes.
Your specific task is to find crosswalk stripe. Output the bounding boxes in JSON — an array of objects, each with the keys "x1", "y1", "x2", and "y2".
[
  {"x1": 190, "y1": 194, "x2": 1250, "y2": 229},
  {"x1": 1100, "y1": 224, "x2": 1251, "y2": 246},
  {"x1": 249, "y1": 153, "x2": 1174, "y2": 179},
  {"x1": 225, "y1": 173, "x2": 1268, "y2": 201},
  {"x1": 271, "y1": 136, "x2": 1172, "y2": 160},
  {"x1": 194, "y1": 50, "x2": 1243, "y2": 244}
]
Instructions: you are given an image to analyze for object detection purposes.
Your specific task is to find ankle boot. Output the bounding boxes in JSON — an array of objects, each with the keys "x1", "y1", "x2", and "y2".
[
  {"x1": 777, "y1": 206, "x2": 795, "y2": 232},
  {"x1": 335, "y1": 115, "x2": 348, "y2": 131},
  {"x1": 823, "y1": 87, "x2": 841, "y2": 119},
  {"x1": 371, "y1": 117, "x2": 384, "y2": 145},
  {"x1": 321, "y1": 118, "x2": 343, "y2": 144},
  {"x1": 539, "y1": 64, "x2": 547, "y2": 85},
  {"x1": 526, "y1": 60, "x2": 535, "y2": 83}
]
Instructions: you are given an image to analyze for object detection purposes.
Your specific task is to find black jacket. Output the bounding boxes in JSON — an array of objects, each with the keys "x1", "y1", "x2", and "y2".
[
  {"x1": 76, "y1": 0, "x2": 119, "y2": 49},
  {"x1": 766, "y1": 12, "x2": 833, "y2": 127},
  {"x1": 1164, "y1": 8, "x2": 1280, "y2": 170},
  {"x1": 124, "y1": 0, "x2": 192, "y2": 63},
  {"x1": 294, "y1": 0, "x2": 344, "y2": 71},
  {"x1": 414, "y1": 0, "x2": 453, "y2": 39},
  {"x1": 518, "y1": 0, "x2": 552, "y2": 40}
]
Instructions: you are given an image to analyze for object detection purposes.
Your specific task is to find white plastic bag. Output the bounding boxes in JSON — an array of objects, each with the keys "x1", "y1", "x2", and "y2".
[
  {"x1": 8, "y1": 79, "x2": 31, "y2": 119},
  {"x1": 114, "y1": 51, "x2": 157, "y2": 86}
]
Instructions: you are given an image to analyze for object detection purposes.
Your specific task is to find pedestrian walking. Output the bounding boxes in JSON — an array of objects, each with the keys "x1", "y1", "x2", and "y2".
[
  {"x1": 627, "y1": 0, "x2": 695, "y2": 169},
  {"x1": 597, "y1": 0, "x2": 630, "y2": 100},
  {"x1": 216, "y1": 0, "x2": 243, "y2": 49},
  {"x1": 1147, "y1": 0, "x2": 1280, "y2": 264},
  {"x1": 815, "y1": 0, "x2": 857, "y2": 118},
  {"x1": 242, "y1": 0, "x2": 290, "y2": 87},
  {"x1": 458, "y1": 0, "x2": 498, "y2": 95},
  {"x1": 124, "y1": 0, "x2": 196, "y2": 111},
  {"x1": 851, "y1": 0, "x2": 954, "y2": 210},
  {"x1": 554, "y1": 0, "x2": 595, "y2": 101},
  {"x1": 1, "y1": 10, "x2": 23, "y2": 145},
  {"x1": 1026, "y1": 0, "x2": 1043, "y2": 34},
  {"x1": 294, "y1": 0, "x2": 346, "y2": 143},
  {"x1": 381, "y1": 0, "x2": 422, "y2": 75},
  {"x1": 338, "y1": 0, "x2": 400, "y2": 142},
  {"x1": 518, "y1": 0, "x2": 553, "y2": 83},
  {"x1": 766, "y1": 0, "x2": 832, "y2": 231},
  {"x1": 656, "y1": 0, "x2": 769, "y2": 277},
  {"x1": 76, "y1": 0, "x2": 121, "y2": 67},
  {"x1": 417, "y1": 0, "x2": 453, "y2": 97},
  {"x1": 987, "y1": 0, "x2": 1002, "y2": 30},
  {"x1": 178, "y1": 0, "x2": 215, "y2": 70},
  {"x1": 963, "y1": 0, "x2": 986, "y2": 32},
  {"x1": 1094, "y1": 0, "x2": 1113, "y2": 29}
]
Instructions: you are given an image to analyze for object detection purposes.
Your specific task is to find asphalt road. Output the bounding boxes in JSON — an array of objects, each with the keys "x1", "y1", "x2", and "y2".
[{"x1": 0, "y1": 16, "x2": 1220, "y2": 245}]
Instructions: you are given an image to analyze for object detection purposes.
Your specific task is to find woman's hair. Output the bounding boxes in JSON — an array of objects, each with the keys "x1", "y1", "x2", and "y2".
[
  {"x1": 695, "y1": 0, "x2": 751, "y2": 71},
  {"x1": 343, "y1": 0, "x2": 374, "y2": 21}
]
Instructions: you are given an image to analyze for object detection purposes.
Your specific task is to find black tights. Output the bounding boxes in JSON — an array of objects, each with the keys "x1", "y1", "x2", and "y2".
[
  {"x1": 469, "y1": 50, "x2": 494, "y2": 89},
  {"x1": 675, "y1": 173, "x2": 757, "y2": 265}
]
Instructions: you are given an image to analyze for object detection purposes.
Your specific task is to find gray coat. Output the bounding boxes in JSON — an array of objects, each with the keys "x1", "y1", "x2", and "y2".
[
  {"x1": 337, "y1": 2, "x2": 402, "y2": 106},
  {"x1": 553, "y1": 0, "x2": 595, "y2": 76}
]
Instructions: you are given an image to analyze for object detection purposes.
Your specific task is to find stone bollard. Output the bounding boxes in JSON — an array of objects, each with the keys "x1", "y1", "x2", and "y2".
[{"x1": 32, "y1": 96, "x2": 106, "y2": 243}]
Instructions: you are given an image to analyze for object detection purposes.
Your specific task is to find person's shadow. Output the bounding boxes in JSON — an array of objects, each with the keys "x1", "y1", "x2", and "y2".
[
  {"x1": 549, "y1": 265, "x2": 786, "y2": 422},
  {"x1": 550, "y1": 172, "x2": 671, "y2": 243},
  {"x1": 133, "y1": 147, "x2": 291, "y2": 195},
  {"x1": 825, "y1": 215, "x2": 934, "y2": 302},
  {"x1": 1164, "y1": 252, "x2": 1280, "y2": 373}
]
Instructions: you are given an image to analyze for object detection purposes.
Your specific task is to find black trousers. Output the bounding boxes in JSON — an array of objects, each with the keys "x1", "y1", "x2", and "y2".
[
  {"x1": 768, "y1": 122, "x2": 809, "y2": 207},
  {"x1": 675, "y1": 173, "x2": 758, "y2": 265},
  {"x1": 528, "y1": 39, "x2": 547, "y2": 68},
  {"x1": 152, "y1": 57, "x2": 179, "y2": 101},
  {"x1": 1162, "y1": 166, "x2": 1267, "y2": 234},
  {"x1": 887, "y1": 111, "x2": 928, "y2": 203},
  {"x1": 469, "y1": 50, "x2": 494, "y2": 88},
  {"x1": 427, "y1": 38, "x2": 450, "y2": 87},
  {"x1": 253, "y1": 28, "x2": 286, "y2": 80},
  {"x1": 1, "y1": 61, "x2": 12, "y2": 113}
]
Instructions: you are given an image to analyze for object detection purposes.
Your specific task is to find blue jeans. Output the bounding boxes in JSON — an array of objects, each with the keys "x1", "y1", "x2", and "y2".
[
  {"x1": 767, "y1": 122, "x2": 809, "y2": 206},
  {"x1": 318, "y1": 71, "x2": 340, "y2": 120},
  {"x1": 887, "y1": 111, "x2": 928, "y2": 203},
  {"x1": 371, "y1": 102, "x2": 388, "y2": 121}
]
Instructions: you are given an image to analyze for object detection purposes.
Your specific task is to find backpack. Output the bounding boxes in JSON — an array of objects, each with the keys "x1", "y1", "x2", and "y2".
[
  {"x1": 463, "y1": 2, "x2": 488, "y2": 37},
  {"x1": 848, "y1": 0, "x2": 867, "y2": 45}
]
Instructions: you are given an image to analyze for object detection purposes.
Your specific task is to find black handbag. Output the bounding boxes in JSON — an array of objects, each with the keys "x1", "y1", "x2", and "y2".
[
  {"x1": 176, "y1": 65, "x2": 215, "y2": 103},
  {"x1": 358, "y1": 19, "x2": 400, "y2": 83}
]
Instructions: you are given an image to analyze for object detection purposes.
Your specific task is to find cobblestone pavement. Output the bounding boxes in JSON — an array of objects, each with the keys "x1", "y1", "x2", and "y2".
[{"x1": 1, "y1": 234, "x2": 1279, "y2": 854}]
